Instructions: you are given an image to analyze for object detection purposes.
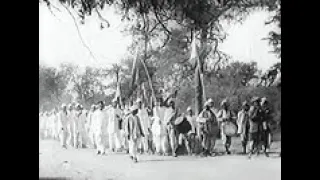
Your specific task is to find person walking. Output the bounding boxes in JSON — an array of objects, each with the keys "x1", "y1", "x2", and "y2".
[
  {"x1": 125, "y1": 105, "x2": 144, "y2": 163},
  {"x1": 248, "y1": 97, "x2": 263, "y2": 159},
  {"x1": 58, "y1": 104, "x2": 69, "y2": 148},
  {"x1": 237, "y1": 101, "x2": 250, "y2": 154},
  {"x1": 197, "y1": 101, "x2": 218, "y2": 157},
  {"x1": 136, "y1": 98, "x2": 150, "y2": 154},
  {"x1": 185, "y1": 107, "x2": 197, "y2": 155},
  {"x1": 175, "y1": 114, "x2": 192, "y2": 156},
  {"x1": 93, "y1": 101, "x2": 108, "y2": 155},
  {"x1": 163, "y1": 100, "x2": 179, "y2": 157},
  {"x1": 217, "y1": 99, "x2": 233, "y2": 155},
  {"x1": 67, "y1": 104, "x2": 76, "y2": 147},
  {"x1": 260, "y1": 97, "x2": 272, "y2": 157},
  {"x1": 74, "y1": 104, "x2": 86, "y2": 148},
  {"x1": 108, "y1": 99, "x2": 122, "y2": 152},
  {"x1": 87, "y1": 105, "x2": 97, "y2": 149}
]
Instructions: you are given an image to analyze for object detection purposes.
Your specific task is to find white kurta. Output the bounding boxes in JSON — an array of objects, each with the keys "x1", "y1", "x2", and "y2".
[
  {"x1": 75, "y1": 111, "x2": 87, "y2": 147},
  {"x1": 162, "y1": 107, "x2": 176, "y2": 154},
  {"x1": 86, "y1": 111, "x2": 95, "y2": 148},
  {"x1": 163, "y1": 107, "x2": 175, "y2": 125},
  {"x1": 151, "y1": 117, "x2": 163, "y2": 153},
  {"x1": 47, "y1": 115, "x2": 54, "y2": 138},
  {"x1": 58, "y1": 111, "x2": 69, "y2": 147},
  {"x1": 53, "y1": 114, "x2": 59, "y2": 139},
  {"x1": 42, "y1": 115, "x2": 48, "y2": 138},
  {"x1": 39, "y1": 115, "x2": 45, "y2": 138},
  {"x1": 152, "y1": 106, "x2": 167, "y2": 154},
  {"x1": 92, "y1": 109, "x2": 108, "y2": 153},
  {"x1": 107, "y1": 107, "x2": 121, "y2": 150},
  {"x1": 107, "y1": 108, "x2": 121, "y2": 134},
  {"x1": 137, "y1": 108, "x2": 150, "y2": 151},
  {"x1": 67, "y1": 110, "x2": 76, "y2": 147},
  {"x1": 138, "y1": 108, "x2": 150, "y2": 135}
]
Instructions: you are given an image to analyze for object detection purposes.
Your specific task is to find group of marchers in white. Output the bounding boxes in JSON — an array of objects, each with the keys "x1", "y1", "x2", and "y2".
[{"x1": 39, "y1": 96, "x2": 279, "y2": 163}]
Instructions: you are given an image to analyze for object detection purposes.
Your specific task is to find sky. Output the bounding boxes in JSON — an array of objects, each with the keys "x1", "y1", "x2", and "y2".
[{"x1": 39, "y1": 4, "x2": 280, "y2": 72}]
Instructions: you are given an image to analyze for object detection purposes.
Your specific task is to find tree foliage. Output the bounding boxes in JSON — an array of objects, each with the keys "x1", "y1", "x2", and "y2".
[
  {"x1": 265, "y1": 0, "x2": 281, "y2": 58},
  {"x1": 39, "y1": 0, "x2": 280, "y2": 122}
]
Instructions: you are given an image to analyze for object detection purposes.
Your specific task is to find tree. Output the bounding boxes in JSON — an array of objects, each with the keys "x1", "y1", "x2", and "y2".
[
  {"x1": 258, "y1": 62, "x2": 281, "y2": 87},
  {"x1": 40, "y1": 0, "x2": 280, "y2": 114},
  {"x1": 264, "y1": 0, "x2": 281, "y2": 58},
  {"x1": 39, "y1": 64, "x2": 68, "y2": 111}
]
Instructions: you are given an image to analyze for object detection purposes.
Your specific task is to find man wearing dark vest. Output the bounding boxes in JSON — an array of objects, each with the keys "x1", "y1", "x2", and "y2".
[{"x1": 125, "y1": 105, "x2": 144, "y2": 163}]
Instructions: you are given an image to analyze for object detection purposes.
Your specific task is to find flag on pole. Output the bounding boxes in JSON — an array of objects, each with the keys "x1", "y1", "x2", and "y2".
[
  {"x1": 190, "y1": 33, "x2": 206, "y2": 115},
  {"x1": 115, "y1": 77, "x2": 123, "y2": 108},
  {"x1": 130, "y1": 48, "x2": 140, "y2": 90},
  {"x1": 189, "y1": 33, "x2": 200, "y2": 68},
  {"x1": 139, "y1": 57, "x2": 156, "y2": 107},
  {"x1": 115, "y1": 79, "x2": 121, "y2": 99}
]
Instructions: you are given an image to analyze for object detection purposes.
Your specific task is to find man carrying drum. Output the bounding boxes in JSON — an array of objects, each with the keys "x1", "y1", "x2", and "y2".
[
  {"x1": 175, "y1": 114, "x2": 192, "y2": 156},
  {"x1": 197, "y1": 101, "x2": 218, "y2": 157},
  {"x1": 217, "y1": 99, "x2": 236, "y2": 155}
]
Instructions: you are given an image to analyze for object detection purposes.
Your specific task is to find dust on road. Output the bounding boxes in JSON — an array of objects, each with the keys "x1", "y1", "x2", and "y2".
[{"x1": 39, "y1": 140, "x2": 281, "y2": 180}]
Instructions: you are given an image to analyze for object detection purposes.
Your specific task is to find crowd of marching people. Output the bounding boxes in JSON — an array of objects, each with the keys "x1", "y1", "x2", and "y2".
[{"x1": 39, "y1": 95, "x2": 277, "y2": 163}]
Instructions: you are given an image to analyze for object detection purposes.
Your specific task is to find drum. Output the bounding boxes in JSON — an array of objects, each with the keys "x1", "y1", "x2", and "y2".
[{"x1": 223, "y1": 121, "x2": 238, "y2": 136}]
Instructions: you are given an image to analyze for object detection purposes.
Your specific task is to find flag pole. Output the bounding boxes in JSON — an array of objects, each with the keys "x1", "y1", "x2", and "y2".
[{"x1": 139, "y1": 57, "x2": 156, "y2": 106}]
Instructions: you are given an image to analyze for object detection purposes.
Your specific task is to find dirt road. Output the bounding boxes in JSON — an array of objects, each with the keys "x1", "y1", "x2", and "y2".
[{"x1": 39, "y1": 140, "x2": 281, "y2": 180}]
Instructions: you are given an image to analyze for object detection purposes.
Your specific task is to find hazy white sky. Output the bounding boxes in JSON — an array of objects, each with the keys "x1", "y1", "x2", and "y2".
[{"x1": 39, "y1": 4, "x2": 280, "y2": 71}]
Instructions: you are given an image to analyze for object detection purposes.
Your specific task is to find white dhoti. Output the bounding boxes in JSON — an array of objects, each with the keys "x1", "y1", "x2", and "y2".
[
  {"x1": 107, "y1": 108, "x2": 122, "y2": 151},
  {"x1": 152, "y1": 117, "x2": 167, "y2": 154},
  {"x1": 58, "y1": 111, "x2": 68, "y2": 148},
  {"x1": 93, "y1": 111, "x2": 107, "y2": 153},
  {"x1": 129, "y1": 138, "x2": 139, "y2": 158},
  {"x1": 108, "y1": 132, "x2": 121, "y2": 150},
  {"x1": 137, "y1": 108, "x2": 150, "y2": 152}
]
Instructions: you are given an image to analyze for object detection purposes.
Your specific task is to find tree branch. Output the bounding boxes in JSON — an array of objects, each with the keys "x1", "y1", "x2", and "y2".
[
  {"x1": 95, "y1": 8, "x2": 110, "y2": 28},
  {"x1": 43, "y1": 0, "x2": 62, "y2": 21},
  {"x1": 60, "y1": 2, "x2": 98, "y2": 62},
  {"x1": 154, "y1": 10, "x2": 172, "y2": 35}
]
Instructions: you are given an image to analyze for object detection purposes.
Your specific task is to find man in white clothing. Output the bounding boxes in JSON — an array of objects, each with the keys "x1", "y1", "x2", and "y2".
[
  {"x1": 87, "y1": 105, "x2": 97, "y2": 149},
  {"x1": 121, "y1": 106, "x2": 130, "y2": 153},
  {"x1": 52, "y1": 110, "x2": 59, "y2": 140},
  {"x1": 108, "y1": 99, "x2": 122, "y2": 152},
  {"x1": 92, "y1": 101, "x2": 108, "y2": 155},
  {"x1": 136, "y1": 98, "x2": 151, "y2": 154},
  {"x1": 58, "y1": 104, "x2": 69, "y2": 148},
  {"x1": 74, "y1": 104, "x2": 87, "y2": 148},
  {"x1": 185, "y1": 107, "x2": 198, "y2": 154},
  {"x1": 47, "y1": 112, "x2": 54, "y2": 139},
  {"x1": 67, "y1": 104, "x2": 76, "y2": 147},
  {"x1": 152, "y1": 99, "x2": 166, "y2": 155},
  {"x1": 163, "y1": 100, "x2": 178, "y2": 157}
]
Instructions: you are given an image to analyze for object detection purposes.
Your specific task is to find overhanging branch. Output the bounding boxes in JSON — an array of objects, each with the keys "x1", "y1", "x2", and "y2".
[
  {"x1": 95, "y1": 8, "x2": 110, "y2": 28},
  {"x1": 60, "y1": 1, "x2": 98, "y2": 62}
]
